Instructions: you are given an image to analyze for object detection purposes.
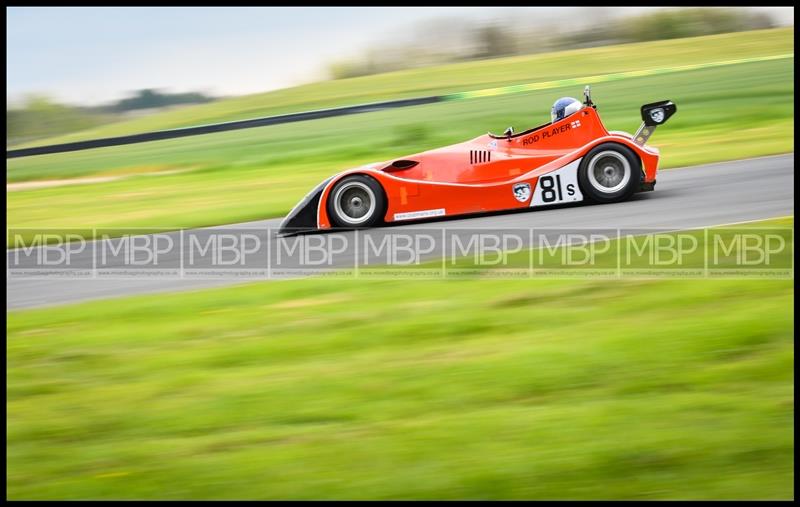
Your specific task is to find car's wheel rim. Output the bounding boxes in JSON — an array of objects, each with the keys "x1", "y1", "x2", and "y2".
[
  {"x1": 587, "y1": 151, "x2": 631, "y2": 194},
  {"x1": 333, "y1": 181, "x2": 376, "y2": 225}
]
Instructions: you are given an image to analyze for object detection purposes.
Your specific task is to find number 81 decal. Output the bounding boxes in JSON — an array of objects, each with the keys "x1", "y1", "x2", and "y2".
[{"x1": 531, "y1": 158, "x2": 584, "y2": 207}]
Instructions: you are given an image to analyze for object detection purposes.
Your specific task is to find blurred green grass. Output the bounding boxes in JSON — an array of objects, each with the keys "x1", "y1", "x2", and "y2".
[{"x1": 7, "y1": 218, "x2": 794, "y2": 499}]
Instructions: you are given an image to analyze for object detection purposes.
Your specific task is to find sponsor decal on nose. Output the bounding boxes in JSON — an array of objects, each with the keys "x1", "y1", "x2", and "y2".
[{"x1": 512, "y1": 183, "x2": 532, "y2": 202}]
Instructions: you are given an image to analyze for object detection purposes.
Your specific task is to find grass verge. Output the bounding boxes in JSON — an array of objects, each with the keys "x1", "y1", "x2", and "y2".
[{"x1": 7, "y1": 218, "x2": 794, "y2": 499}]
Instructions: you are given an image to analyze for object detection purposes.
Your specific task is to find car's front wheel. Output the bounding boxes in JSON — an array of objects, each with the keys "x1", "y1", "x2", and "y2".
[
  {"x1": 327, "y1": 174, "x2": 386, "y2": 228},
  {"x1": 578, "y1": 143, "x2": 642, "y2": 203}
]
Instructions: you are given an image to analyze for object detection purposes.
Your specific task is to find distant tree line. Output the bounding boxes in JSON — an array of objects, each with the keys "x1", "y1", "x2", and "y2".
[
  {"x1": 109, "y1": 89, "x2": 214, "y2": 113},
  {"x1": 7, "y1": 89, "x2": 216, "y2": 145},
  {"x1": 327, "y1": 8, "x2": 776, "y2": 79},
  {"x1": 7, "y1": 96, "x2": 111, "y2": 146}
]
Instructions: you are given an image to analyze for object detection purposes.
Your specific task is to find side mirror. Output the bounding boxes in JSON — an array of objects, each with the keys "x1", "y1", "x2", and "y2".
[
  {"x1": 503, "y1": 126, "x2": 514, "y2": 138},
  {"x1": 584, "y1": 85, "x2": 593, "y2": 107}
]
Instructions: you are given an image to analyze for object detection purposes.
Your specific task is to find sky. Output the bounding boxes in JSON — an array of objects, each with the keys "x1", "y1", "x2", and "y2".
[{"x1": 6, "y1": 6, "x2": 794, "y2": 106}]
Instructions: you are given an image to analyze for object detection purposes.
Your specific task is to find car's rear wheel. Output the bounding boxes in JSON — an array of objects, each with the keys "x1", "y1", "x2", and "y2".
[
  {"x1": 327, "y1": 174, "x2": 386, "y2": 228},
  {"x1": 578, "y1": 143, "x2": 642, "y2": 203}
]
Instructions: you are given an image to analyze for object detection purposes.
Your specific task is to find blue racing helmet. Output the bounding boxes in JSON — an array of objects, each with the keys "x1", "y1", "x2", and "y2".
[{"x1": 551, "y1": 97, "x2": 582, "y2": 122}]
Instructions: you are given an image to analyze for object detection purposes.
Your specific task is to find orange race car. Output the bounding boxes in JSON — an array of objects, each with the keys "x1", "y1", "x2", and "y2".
[{"x1": 279, "y1": 87, "x2": 676, "y2": 234}]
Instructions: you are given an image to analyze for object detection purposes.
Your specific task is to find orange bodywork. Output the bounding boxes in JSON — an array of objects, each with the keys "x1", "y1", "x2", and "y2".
[{"x1": 302, "y1": 106, "x2": 659, "y2": 230}]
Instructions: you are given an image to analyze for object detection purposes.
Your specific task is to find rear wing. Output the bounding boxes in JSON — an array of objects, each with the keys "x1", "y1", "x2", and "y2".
[{"x1": 633, "y1": 100, "x2": 677, "y2": 146}]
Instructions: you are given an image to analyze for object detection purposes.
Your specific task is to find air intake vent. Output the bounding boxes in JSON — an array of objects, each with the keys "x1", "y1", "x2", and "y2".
[
  {"x1": 470, "y1": 150, "x2": 491, "y2": 165},
  {"x1": 383, "y1": 159, "x2": 419, "y2": 172}
]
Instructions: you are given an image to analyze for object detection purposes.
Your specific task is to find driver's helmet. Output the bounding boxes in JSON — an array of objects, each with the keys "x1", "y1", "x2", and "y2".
[{"x1": 551, "y1": 97, "x2": 583, "y2": 123}]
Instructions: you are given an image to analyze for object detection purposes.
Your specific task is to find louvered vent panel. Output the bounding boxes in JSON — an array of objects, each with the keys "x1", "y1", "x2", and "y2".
[{"x1": 469, "y1": 150, "x2": 491, "y2": 164}]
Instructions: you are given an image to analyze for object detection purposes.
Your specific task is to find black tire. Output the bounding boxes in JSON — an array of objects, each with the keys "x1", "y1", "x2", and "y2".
[
  {"x1": 327, "y1": 174, "x2": 387, "y2": 228},
  {"x1": 578, "y1": 143, "x2": 642, "y2": 204}
]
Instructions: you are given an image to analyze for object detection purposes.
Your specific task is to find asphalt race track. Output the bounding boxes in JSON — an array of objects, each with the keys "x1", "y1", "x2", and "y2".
[{"x1": 7, "y1": 154, "x2": 794, "y2": 310}]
